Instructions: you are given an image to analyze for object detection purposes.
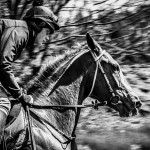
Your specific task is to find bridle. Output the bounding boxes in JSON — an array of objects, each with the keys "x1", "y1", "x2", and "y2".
[{"x1": 87, "y1": 46, "x2": 122, "y2": 106}]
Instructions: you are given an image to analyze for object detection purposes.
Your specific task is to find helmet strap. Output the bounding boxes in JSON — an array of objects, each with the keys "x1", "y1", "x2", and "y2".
[
  {"x1": 27, "y1": 20, "x2": 42, "y2": 33},
  {"x1": 47, "y1": 22, "x2": 55, "y2": 34}
]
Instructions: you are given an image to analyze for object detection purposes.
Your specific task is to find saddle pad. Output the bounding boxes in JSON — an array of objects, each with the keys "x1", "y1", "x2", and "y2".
[
  {"x1": 6, "y1": 101, "x2": 21, "y2": 127},
  {"x1": 4, "y1": 107, "x2": 27, "y2": 150},
  {"x1": 5, "y1": 107, "x2": 26, "y2": 139}
]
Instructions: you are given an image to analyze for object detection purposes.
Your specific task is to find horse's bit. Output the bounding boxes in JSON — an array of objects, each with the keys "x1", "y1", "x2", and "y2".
[{"x1": 88, "y1": 47, "x2": 122, "y2": 106}]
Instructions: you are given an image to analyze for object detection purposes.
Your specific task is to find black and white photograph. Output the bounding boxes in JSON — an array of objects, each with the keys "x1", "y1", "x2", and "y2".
[{"x1": 0, "y1": 0, "x2": 149, "y2": 150}]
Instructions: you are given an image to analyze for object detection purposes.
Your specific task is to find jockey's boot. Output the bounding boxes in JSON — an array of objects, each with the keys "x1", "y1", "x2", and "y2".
[{"x1": 0, "y1": 110, "x2": 7, "y2": 144}]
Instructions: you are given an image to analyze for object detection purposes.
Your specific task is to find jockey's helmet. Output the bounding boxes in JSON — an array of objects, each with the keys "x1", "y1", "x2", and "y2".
[{"x1": 23, "y1": 6, "x2": 59, "y2": 33}]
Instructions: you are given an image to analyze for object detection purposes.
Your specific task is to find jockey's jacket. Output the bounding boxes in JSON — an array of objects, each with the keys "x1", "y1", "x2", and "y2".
[{"x1": 0, "y1": 19, "x2": 30, "y2": 99}]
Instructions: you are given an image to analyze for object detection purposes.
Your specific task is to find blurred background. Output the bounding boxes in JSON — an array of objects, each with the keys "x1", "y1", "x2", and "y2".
[{"x1": 1, "y1": 0, "x2": 150, "y2": 149}]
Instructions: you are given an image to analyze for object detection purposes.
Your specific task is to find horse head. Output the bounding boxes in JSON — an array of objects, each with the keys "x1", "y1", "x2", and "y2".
[{"x1": 83, "y1": 33, "x2": 142, "y2": 117}]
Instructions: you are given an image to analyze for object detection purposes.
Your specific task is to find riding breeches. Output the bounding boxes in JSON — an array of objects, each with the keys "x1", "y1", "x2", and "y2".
[{"x1": 0, "y1": 85, "x2": 11, "y2": 116}]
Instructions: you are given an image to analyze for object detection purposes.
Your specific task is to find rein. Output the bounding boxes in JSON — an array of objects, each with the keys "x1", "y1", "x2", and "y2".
[{"x1": 28, "y1": 100, "x2": 106, "y2": 110}]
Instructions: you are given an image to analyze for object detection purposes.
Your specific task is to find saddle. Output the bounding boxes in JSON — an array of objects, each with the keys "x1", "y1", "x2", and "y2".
[
  {"x1": 3, "y1": 102, "x2": 27, "y2": 150},
  {"x1": 5, "y1": 101, "x2": 22, "y2": 128}
]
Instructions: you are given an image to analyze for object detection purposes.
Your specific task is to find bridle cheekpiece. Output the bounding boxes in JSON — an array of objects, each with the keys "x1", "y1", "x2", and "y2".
[{"x1": 88, "y1": 46, "x2": 122, "y2": 106}]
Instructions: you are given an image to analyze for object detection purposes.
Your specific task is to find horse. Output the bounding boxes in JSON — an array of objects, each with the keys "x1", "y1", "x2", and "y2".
[{"x1": 1, "y1": 33, "x2": 141, "y2": 150}]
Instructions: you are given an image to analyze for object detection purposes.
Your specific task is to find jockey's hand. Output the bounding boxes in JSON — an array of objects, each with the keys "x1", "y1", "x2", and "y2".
[{"x1": 19, "y1": 94, "x2": 34, "y2": 105}]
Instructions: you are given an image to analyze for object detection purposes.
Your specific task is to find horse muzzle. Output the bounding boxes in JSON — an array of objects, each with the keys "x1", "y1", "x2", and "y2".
[
  {"x1": 108, "y1": 91, "x2": 142, "y2": 117},
  {"x1": 128, "y1": 95, "x2": 142, "y2": 116}
]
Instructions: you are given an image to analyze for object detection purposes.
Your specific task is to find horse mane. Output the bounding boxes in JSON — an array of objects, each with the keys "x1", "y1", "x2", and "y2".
[{"x1": 26, "y1": 43, "x2": 88, "y2": 98}]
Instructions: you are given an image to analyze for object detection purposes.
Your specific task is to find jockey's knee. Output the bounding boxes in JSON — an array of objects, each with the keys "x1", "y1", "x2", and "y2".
[
  {"x1": 0, "y1": 86, "x2": 11, "y2": 145},
  {"x1": 0, "y1": 85, "x2": 11, "y2": 116},
  {"x1": 0, "y1": 86, "x2": 11, "y2": 139},
  {"x1": 0, "y1": 97, "x2": 11, "y2": 117},
  {"x1": 0, "y1": 97, "x2": 11, "y2": 138}
]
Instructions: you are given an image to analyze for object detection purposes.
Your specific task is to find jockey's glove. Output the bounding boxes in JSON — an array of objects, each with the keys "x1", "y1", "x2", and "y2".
[{"x1": 18, "y1": 94, "x2": 34, "y2": 105}]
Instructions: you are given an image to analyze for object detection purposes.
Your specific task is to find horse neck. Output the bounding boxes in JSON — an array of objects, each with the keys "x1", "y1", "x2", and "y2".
[
  {"x1": 30, "y1": 75, "x2": 84, "y2": 138},
  {"x1": 29, "y1": 49, "x2": 92, "y2": 137}
]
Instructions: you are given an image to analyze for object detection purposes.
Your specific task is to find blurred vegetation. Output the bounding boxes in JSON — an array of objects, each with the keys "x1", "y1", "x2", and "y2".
[{"x1": 0, "y1": 0, "x2": 150, "y2": 86}]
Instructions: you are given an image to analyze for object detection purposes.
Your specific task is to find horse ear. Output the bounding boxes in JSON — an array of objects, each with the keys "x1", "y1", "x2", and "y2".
[
  {"x1": 86, "y1": 33, "x2": 102, "y2": 53},
  {"x1": 86, "y1": 32, "x2": 96, "y2": 50},
  {"x1": 33, "y1": 0, "x2": 49, "y2": 6}
]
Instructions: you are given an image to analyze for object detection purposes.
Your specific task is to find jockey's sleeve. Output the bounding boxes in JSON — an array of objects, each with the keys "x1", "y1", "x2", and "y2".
[{"x1": 0, "y1": 26, "x2": 28, "y2": 99}]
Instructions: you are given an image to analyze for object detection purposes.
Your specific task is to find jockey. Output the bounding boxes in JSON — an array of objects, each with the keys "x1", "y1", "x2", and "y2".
[{"x1": 0, "y1": 5, "x2": 59, "y2": 142}]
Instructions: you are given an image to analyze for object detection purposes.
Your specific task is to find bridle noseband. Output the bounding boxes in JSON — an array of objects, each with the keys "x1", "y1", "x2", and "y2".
[{"x1": 88, "y1": 47, "x2": 122, "y2": 106}]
